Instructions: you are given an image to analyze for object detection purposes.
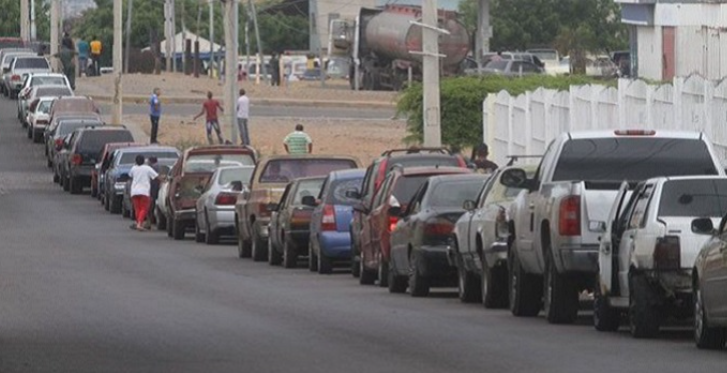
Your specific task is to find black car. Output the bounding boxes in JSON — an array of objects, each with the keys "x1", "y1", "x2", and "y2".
[
  {"x1": 45, "y1": 116, "x2": 103, "y2": 168},
  {"x1": 388, "y1": 174, "x2": 487, "y2": 296},
  {"x1": 268, "y1": 177, "x2": 326, "y2": 268},
  {"x1": 59, "y1": 126, "x2": 134, "y2": 194}
]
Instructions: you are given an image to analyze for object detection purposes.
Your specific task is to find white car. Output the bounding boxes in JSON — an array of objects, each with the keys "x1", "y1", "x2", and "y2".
[
  {"x1": 595, "y1": 176, "x2": 727, "y2": 338},
  {"x1": 17, "y1": 72, "x2": 72, "y2": 121},
  {"x1": 194, "y1": 165, "x2": 254, "y2": 245},
  {"x1": 21, "y1": 84, "x2": 73, "y2": 128},
  {"x1": 26, "y1": 96, "x2": 55, "y2": 143}
]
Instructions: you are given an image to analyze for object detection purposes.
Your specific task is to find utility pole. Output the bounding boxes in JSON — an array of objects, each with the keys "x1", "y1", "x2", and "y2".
[
  {"x1": 249, "y1": 0, "x2": 266, "y2": 82},
  {"x1": 475, "y1": 0, "x2": 490, "y2": 72},
  {"x1": 244, "y1": 11, "x2": 250, "y2": 79},
  {"x1": 209, "y1": 0, "x2": 215, "y2": 78},
  {"x1": 223, "y1": 0, "x2": 239, "y2": 142},
  {"x1": 412, "y1": 0, "x2": 445, "y2": 147},
  {"x1": 171, "y1": 0, "x2": 177, "y2": 72},
  {"x1": 21, "y1": 0, "x2": 30, "y2": 44},
  {"x1": 112, "y1": 0, "x2": 123, "y2": 125},
  {"x1": 50, "y1": 0, "x2": 60, "y2": 71},
  {"x1": 30, "y1": 0, "x2": 37, "y2": 41},
  {"x1": 124, "y1": 0, "x2": 133, "y2": 74},
  {"x1": 181, "y1": 0, "x2": 186, "y2": 74},
  {"x1": 164, "y1": 0, "x2": 171, "y2": 71}
]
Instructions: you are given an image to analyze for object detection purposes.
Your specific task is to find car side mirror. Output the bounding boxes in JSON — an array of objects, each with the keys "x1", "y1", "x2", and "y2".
[
  {"x1": 463, "y1": 199, "x2": 477, "y2": 211},
  {"x1": 301, "y1": 195, "x2": 317, "y2": 207},
  {"x1": 388, "y1": 205, "x2": 402, "y2": 217},
  {"x1": 500, "y1": 168, "x2": 529, "y2": 189},
  {"x1": 345, "y1": 189, "x2": 361, "y2": 199},
  {"x1": 691, "y1": 217, "x2": 715, "y2": 235},
  {"x1": 230, "y1": 180, "x2": 243, "y2": 192}
]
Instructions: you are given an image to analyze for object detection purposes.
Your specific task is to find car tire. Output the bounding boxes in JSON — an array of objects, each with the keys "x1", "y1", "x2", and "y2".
[
  {"x1": 409, "y1": 251, "x2": 429, "y2": 297},
  {"x1": 482, "y1": 260, "x2": 509, "y2": 308},
  {"x1": 308, "y1": 244, "x2": 318, "y2": 272},
  {"x1": 90, "y1": 185, "x2": 98, "y2": 198},
  {"x1": 593, "y1": 275, "x2": 621, "y2": 332},
  {"x1": 172, "y1": 218, "x2": 185, "y2": 240},
  {"x1": 204, "y1": 216, "x2": 219, "y2": 245},
  {"x1": 251, "y1": 225, "x2": 267, "y2": 262},
  {"x1": 33, "y1": 131, "x2": 42, "y2": 143},
  {"x1": 69, "y1": 177, "x2": 82, "y2": 195},
  {"x1": 388, "y1": 260, "x2": 407, "y2": 293},
  {"x1": 156, "y1": 208, "x2": 167, "y2": 230},
  {"x1": 53, "y1": 172, "x2": 59, "y2": 183},
  {"x1": 283, "y1": 239, "x2": 297, "y2": 269},
  {"x1": 318, "y1": 249, "x2": 333, "y2": 275},
  {"x1": 26, "y1": 126, "x2": 32, "y2": 139},
  {"x1": 543, "y1": 253, "x2": 579, "y2": 324},
  {"x1": 508, "y1": 249, "x2": 542, "y2": 317},
  {"x1": 194, "y1": 221, "x2": 205, "y2": 243},
  {"x1": 458, "y1": 260, "x2": 482, "y2": 304},
  {"x1": 110, "y1": 196, "x2": 122, "y2": 214},
  {"x1": 122, "y1": 202, "x2": 130, "y2": 218},
  {"x1": 104, "y1": 192, "x2": 111, "y2": 211},
  {"x1": 62, "y1": 175, "x2": 70, "y2": 192},
  {"x1": 629, "y1": 273, "x2": 661, "y2": 339},
  {"x1": 359, "y1": 254, "x2": 376, "y2": 285},
  {"x1": 694, "y1": 281, "x2": 726, "y2": 349},
  {"x1": 268, "y1": 237, "x2": 282, "y2": 266}
]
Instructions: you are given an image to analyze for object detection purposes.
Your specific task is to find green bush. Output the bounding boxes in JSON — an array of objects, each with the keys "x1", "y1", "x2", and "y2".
[{"x1": 396, "y1": 75, "x2": 610, "y2": 148}]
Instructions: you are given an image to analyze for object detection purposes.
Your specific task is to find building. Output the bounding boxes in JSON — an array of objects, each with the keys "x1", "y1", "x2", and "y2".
[{"x1": 618, "y1": 0, "x2": 727, "y2": 80}]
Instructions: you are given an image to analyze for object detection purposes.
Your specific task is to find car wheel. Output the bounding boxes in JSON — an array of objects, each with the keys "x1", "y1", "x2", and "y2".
[
  {"x1": 543, "y1": 253, "x2": 579, "y2": 324},
  {"x1": 90, "y1": 185, "x2": 98, "y2": 198},
  {"x1": 457, "y1": 258, "x2": 482, "y2": 303},
  {"x1": 53, "y1": 172, "x2": 59, "y2": 183},
  {"x1": 69, "y1": 177, "x2": 82, "y2": 195},
  {"x1": 251, "y1": 225, "x2": 267, "y2": 262},
  {"x1": 156, "y1": 208, "x2": 167, "y2": 230},
  {"x1": 62, "y1": 175, "x2": 70, "y2": 192},
  {"x1": 593, "y1": 274, "x2": 621, "y2": 332},
  {"x1": 508, "y1": 248, "x2": 542, "y2": 317},
  {"x1": 268, "y1": 236, "x2": 282, "y2": 266},
  {"x1": 110, "y1": 196, "x2": 122, "y2": 214},
  {"x1": 283, "y1": 239, "x2": 297, "y2": 269},
  {"x1": 409, "y1": 251, "x2": 429, "y2": 297},
  {"x1": 194, "y1": 220, "x2": 205, "y2": 243},
  {"x1": 482, "y1": 259, "x2": 509, "y2": 308},
  {"x1": 33, "y1": 131, "x2": 42, "y2": 143},
  {"x1": 172, "y1": 218, "x2": 185, "y2": 240},
  {"x1": 351, "y1": 254, "x2": 360, "y2": 278},
  {"x1": 121, "y1": 201, "x2": 130, "y2": 218},
  {"x1": 104, "y1": 192, "x2": 111, "y2": 211},
  {"x1": 388, "y1": 260, "x2": 407, "y2": 293},
  {"x1": 629, "y1": 272, "x2": 661, "y2": 338},
  {"x1": 26, "y1": 126, "x2": 32, "y2": 139},
  {"x1": 359, "y1": 253, "x2": 376, "y2": 285},
  {"x1": 308, "y1": 243, "x2": 318, "y2": 272},
  {"x1": 377, "y1": 253, "x2": 389, "y2": 288},
  {"x1": 318, "y1": 248, "x2": 333, "y2": 275},
  {"x1": 204, "y1": 213, "x2": 218, "y2": 245},
  {"x1": 694, "y1": 280, "x2": 726, "y2": 349}
]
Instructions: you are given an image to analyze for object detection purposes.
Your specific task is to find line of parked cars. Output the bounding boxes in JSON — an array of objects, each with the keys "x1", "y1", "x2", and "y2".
[{"x1": 6, "y1": 44, "x2": 726, "y2": 349}]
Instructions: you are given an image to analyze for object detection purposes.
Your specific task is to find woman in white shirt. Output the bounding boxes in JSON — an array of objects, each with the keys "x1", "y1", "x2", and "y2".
[{"x1": 129, "y1": 155, "x2": 159, "y2": 231}]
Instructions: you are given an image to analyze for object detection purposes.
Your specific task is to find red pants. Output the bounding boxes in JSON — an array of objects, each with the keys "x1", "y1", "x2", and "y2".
[{"x1": 132, "y1": 195, "x2": 150, "y2": 227}]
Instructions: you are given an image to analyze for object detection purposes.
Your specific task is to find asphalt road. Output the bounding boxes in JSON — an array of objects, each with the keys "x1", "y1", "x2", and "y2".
[
  {"x1": 99, "y1": 103, "x2": 397, "y2": 120},
  {"x1": 0, "y1": 98, "x2": 724, "y2": 372}
]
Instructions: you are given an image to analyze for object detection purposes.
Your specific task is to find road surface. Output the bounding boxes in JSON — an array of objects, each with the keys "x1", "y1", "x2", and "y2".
[{"x1": 0, "y1": 98, "x2": 723, "y2": 372}]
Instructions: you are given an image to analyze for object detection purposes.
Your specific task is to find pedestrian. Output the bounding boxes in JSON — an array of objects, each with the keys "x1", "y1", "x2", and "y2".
[
  {"x1": 236, "y1": 88, "x2": 250, "y2": 146},
  {"x1": 149, "y1": 88, "x2": 161, "y2": 144},
  {"x1": 129, "y1": 154, "x2": 159, "y2": 231},
  {"x1": 56, "y1": 33, "x2": 76, "y2": 90},
  {"x1": 471, "y1": 143, "x2": 498, "y2": 174},
  {"x1": 90, "y1": 35, "x2": 102, "y2": 76},
  {"x1": 283, "y1": 124, "x2": 312, "y2": 155},
  {"x1": 145, "y1": 156, "x2": 161, "y2": 228},
  {"x1": 76, "y1": 37, "x2": 89, "y2": 77},
  {"x1": 270, "y1": 53, "x2": 280, "y2": 86},
  {"x1": 194, "y1": 91, "x2": 225, "y2": 145}
]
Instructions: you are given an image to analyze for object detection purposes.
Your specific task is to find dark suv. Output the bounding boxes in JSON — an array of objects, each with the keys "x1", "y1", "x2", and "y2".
[
  {"x1": 348, "y1": 148, "x2": 468, "y2": 277},
  {"x1": 59, "y1": 126, "x2": 134, "y2": 194}
]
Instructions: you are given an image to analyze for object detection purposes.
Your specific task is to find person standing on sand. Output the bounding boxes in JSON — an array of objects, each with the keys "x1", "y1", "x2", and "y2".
[
  {"x1": 236, "y1": 88, "x2": 250, "y2": 146},
  {"x1": 149, "y1": 88, "x2": 161, "y2": 144},
  {"x1": 194, "y1": 91, "x2": 225, "y2": 145},
  {"x1": 129, "y1": 155, "x2": 159, "y2": 231},
  {"x1": 283, "y1": 124, "x2": 313, "y2": 155}
]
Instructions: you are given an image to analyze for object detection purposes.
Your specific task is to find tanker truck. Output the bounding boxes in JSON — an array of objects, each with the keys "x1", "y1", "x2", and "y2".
[{"x1": 329, "y1": 5, "x2": 470, "y2": 91}]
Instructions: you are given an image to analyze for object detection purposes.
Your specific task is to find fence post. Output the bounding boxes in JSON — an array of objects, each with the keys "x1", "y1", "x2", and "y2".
[
  {"x1": 617, "y1": 78, "x2": 628, "y2": 129},
  {"x1": 524, "y1": 92, "x2": 532, "y2": 156},
  {"x1": 507, "y1": 94, "x2": 514, "y2": 157},
  {"x1": 590, "y1": 85, "x2": 603, "y2": 130}
]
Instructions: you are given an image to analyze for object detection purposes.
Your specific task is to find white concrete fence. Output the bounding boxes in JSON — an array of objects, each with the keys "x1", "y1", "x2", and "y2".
[{"x1": 482, "y1": 74, "x2": 727, "y2": 167}]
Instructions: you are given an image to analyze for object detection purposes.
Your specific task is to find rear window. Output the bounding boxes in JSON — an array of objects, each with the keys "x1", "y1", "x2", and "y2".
[
  {"x1": 658, "y1": 179, "x2": 727, "y2": 217},
  {"x1": 553, "y1": 138, "x2": 718, "y2": 182},
  {"x1": 323, "y1": 176, "x2": 364, "y2": 205},
  {"x1": 259, "y1": 159, "x2": 357, "y2": 183},
  {"x1": 58, "y1": 121, "x2": 104, "y2": 136},
  {"x1": 392, "y1": 175, "x2": 429, "y2": 205},
  {"x1": 218, "y1": 167, "x2": 254, "y2": 185},
  {"x1": 37, "y1": 100, "x2": 52, "y2": 113},
  {"x1": 53, "y1": 99, "x2": 97, "y2": 113},
  {"x1": 428, "y1": 179, "x2": 485, "y2": 208},
  {"x1": 77, "y1": 131, "x2": 134, "y2": 154},
  {"x1": 36, "y1": 87, "x2": 72, "y2": 97},
  {"x1": 15, "y1": 57, "x2": 49, "y2": 69},
  {"x1": 293, "y1": 179, "x2": 325, "y2": 205},
  {"x1": 31, "y1": 76, "x2": 66, "y2": 86},
  {"x1": 184, "y1": 153, "x2": 255, "y2": 173},
  {"x1": 119, "y1": 151, "x2": 179, "y2": 165},
  {"x1": 3, "y1": 53, "x2": 33, "y2": 67}
]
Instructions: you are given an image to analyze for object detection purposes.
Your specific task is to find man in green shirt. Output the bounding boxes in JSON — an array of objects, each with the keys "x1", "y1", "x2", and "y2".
[{"x1": 283, "y1": 124, "x2": 313, "y2": 154}]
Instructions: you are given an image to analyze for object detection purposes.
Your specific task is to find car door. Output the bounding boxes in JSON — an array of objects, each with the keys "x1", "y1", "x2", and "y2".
[
  {"x1": 391, "y1": 182, "x2": 427, "y2": 272},
  {"x1": 471, "y1": 175, "x2": 498, "y2": 268},
  {"x1": 271, "y1": 184, "x2": 293, "y2": 253},
  {"x1": 352, "y1": 162, "x2": 378, "y2": 253},
  {"x1": 598, "y1": 181, "x2": 630, "y2": 295},
  {"x1": 617, "y1": 183, "x2": 655, "y2": 298},
  {"x1": 701, "y1": 215, "x2": 727, "y2": 319},
  {"x1": 362, "y1": 174, "x2": 393, "y2": 268}
]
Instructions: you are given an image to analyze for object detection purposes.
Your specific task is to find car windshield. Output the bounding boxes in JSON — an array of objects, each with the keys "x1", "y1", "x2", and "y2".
[
  {"x1": 428, "y1": 179, "x2": 485, "y2": 208},
  {"x1": 259, "y1": 159, "x2": 357, "y2": 183},
  {"x1": 552, "y1": 138, "x2": 718, "y2": 182},
  {"x1": 658, "y1": 179, "x2": 727, "y2": 217},
  {"x1": 77, "y1": 131, "x2": 134, "y2": 154},
  {"x1": 293, "y1": 179, "x2": 325, "y2": 205},
  {"x1": 14, "y1": 57, "x2": 49, "y2": 69},
  {"x1": 184, "y1": 153, "x2": 255, "y2": 173},
  {"x1": 31, "y1": 76, "x2": 66, "y2": 86},
  {"x1": 218, "y1": 167, "x2": 254, "y2": 186},
  {"x1": 35, "y1": 86, "x2": 72, "y2": 98},
  {"x1": 485, "y1": 60, "x2": 508, "y2": 71},
  {"x1": 37, "y1": 100, "x2": 52, "y2": 113},
  {"x1": 57, "y1": 121, "x2": 103, "y2": 136},
  {"x1": 118, "y1": 151, "x2": 179, "y2": 165},
  {"x1": 324, "y1": 177, "x2": 364, "y2": 205}
]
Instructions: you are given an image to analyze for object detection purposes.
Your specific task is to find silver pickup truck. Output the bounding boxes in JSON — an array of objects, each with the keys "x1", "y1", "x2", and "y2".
[{"x1": 500, "y1": 130, "x2": 725, "y2": 324}]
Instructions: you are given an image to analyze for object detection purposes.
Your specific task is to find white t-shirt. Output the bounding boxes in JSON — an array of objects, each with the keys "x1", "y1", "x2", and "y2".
[
  {"x1": 129, "y1": 165, "x2": 159, "y2": 197},
  {"x1": 236, "y1": 95, "x2": 249, "y2": 119}
]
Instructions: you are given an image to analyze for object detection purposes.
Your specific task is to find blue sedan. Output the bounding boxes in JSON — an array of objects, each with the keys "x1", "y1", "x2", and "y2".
[{"x1": 308, "y1": 169, "x2": 365, "y2": 274}]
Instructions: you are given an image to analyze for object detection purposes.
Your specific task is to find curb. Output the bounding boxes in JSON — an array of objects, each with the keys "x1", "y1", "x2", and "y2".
[{"x1": 86, "y1": 94, "x2": 397, "y2": 109}]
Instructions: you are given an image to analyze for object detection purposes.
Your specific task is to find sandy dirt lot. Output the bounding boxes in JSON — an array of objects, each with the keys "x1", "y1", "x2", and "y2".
[{"x1": 115, "y1": 114, "x2": 408, "y2": 165}]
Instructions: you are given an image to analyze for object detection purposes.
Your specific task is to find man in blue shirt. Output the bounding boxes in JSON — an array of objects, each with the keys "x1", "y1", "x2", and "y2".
[
  {"x1": 76, "y1": 38, "x2": 90, "y2": 77},
  {"x1": 149, "y1": 88, "x2": 161, "y2": 143}
]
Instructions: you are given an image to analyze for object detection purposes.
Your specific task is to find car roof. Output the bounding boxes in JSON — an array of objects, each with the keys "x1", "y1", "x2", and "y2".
[
  {"x1": 185, "y1": 145, "x2": 257, "y2": 156},
  {"x1": 118, "y1": 145, "x2": 180, "y2": 154},
  {"x1": 396, "y1": 166, "x2": 471, "y2": 176},
  {"x1": 259, "y1": 154, "x2": 360, "y2": 162},
  {"x1": 565, "y1": 130, "x2": 704, "y2": 140}
]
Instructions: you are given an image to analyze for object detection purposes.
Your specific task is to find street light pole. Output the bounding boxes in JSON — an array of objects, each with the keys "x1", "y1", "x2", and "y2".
[
  {"x1": 112, "y1": 0, "x2": 123, "y2": 125},
  {"x1": 419, "y1": 0, "x2": 442, "y2": 147},
  {"x1": 209, "y1": 0, "x2": 215, "y2": 78},
  {"x1": 223, "y1": 0, "x2": 239, "y2": 142},
  {"x1": 124, "y1": 0, "x2": 133, "y2": 74},
  {"x1": 30, "y1": 0, "x2": 37, "y2": 41},
  {"x1": 21, "y1": 0, "x2": 30, "y2": 44},
  {"x1": 50, "y1": 0, "x2": 60, "y2": 71}
]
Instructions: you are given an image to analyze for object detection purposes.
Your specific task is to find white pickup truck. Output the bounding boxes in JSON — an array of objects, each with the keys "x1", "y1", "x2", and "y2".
[{"x1": 500, "y1": 130, "x2": 725, "y2": 324}]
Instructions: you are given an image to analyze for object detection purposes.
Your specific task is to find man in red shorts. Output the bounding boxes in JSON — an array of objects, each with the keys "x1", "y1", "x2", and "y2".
[{"x1": 194, "y1": 91, "x2": 225, "y2": 144}]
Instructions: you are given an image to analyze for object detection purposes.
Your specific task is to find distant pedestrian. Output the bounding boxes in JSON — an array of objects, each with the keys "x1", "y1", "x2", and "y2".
[
  {"x1": 76, "y1": 37, "x2": 89, "y2": 77},
  {"x1": 283, "y1": 124, "x2": 312, "y2": 155},
  {"x1": 270, "y1": 53, "x2": 280, "y2": 86},
  {"x1": 491, "y1": 50, "x2": 503, "y2": 62},
  {"x1": 56, "y1": 33, "x2": 76, "y2": 90},
  {"x1": 194, "y1": 91, "x2": 225, "y2": 144},
  {"x1": 146, "y1": 156, "x2": 161, "y2": 228},
  {"x1": 236, "y1": 88, "x2": 250, "y2": 146},
  {"x1": 149, "y1": 88, "x2": 161, "y2": 143},
  {"x1": 471, "y1": 143, "x2": 498, "y2": 174},
  {"x1": 90, "y1": 35, "x2": 102, "y2": 76},
  {"x1": 129, "y1": 155, "x2": 159, "y2": 231}
]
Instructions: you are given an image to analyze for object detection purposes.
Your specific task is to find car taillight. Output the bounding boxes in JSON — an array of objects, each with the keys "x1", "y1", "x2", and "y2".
[
  {"x1": 71, "y1": 154, "x2": 82, "y2": 165},
  {"x1": 653, "y1": 236, "x2": 681, "y2": 270},
  {"x1": 54, "y1": 138, "x2": 63, "y2": 147},
  {"x1": 375, "y1": 160, "x2": 388, "y2": 191},
  {"x1": 424, "y1": 219, "x2": 454, "y2": 236},
  {"x1": 11, "y1": 74, "x2": 20, "y2": 81},
  {"x1": 558, "y1": 196, "x2": 581, "y2": 236},
  {"x1": 321, "y1": 204, "x2": 336, "y2": 231},
  {"x1": 388, "y1": 215, "x2": 398, "y2": 232},
  {"x1": 614, "y1": 130, "x2": 656, "y2": 136},
  {"x1": 215, "y1": 192, "x2": 237, "y2": 206}
]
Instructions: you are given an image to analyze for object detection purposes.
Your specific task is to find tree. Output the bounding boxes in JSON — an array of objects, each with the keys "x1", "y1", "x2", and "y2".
[{"x1": 0, "y1": 0, "x2": 50, "y2": 41}]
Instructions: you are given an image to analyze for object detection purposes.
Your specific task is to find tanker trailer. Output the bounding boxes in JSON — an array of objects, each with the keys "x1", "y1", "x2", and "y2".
[{"x1": 347, "y1": 5, "x2": 470, "y2": 91}]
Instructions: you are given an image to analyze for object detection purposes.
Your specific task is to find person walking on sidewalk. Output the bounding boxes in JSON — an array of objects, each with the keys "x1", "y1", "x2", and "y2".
[
  {"x1": 283, "y1": 124, "x2": 313, "y2": 154},
  {"x1": 149, "y1": 88, "x2": 161, "y2": 143},
  {"x1": 194, "y1": 91, "x2": 225, "y2": 145},
  {"x1": 129, "y1": 155, "x2": 159, "y2": 231},
  {"x1": 236, "y1": 88, "x2": 250, "y2": 146},
  {"x1": 89, "y1": 36, "x2": 102, "y2": 76}
]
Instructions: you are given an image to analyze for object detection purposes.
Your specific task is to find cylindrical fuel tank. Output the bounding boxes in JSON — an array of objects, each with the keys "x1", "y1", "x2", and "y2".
[{"x1": 363, "y1": 6, "x2": 470, "y2": 67}]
